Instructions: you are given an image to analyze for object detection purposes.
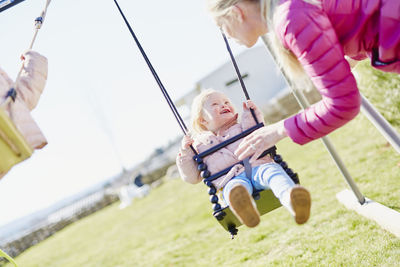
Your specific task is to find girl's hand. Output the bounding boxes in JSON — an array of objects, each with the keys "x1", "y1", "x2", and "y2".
[
  {"x1": 243, "y1": 100, "x2": 256, "y2": 110},
  {"x1": 235, "y1": 120, "x2": 288, "y2": 163},
  {"x1": 20, "y1": 49, "x2": 31, "y2": 61},
  {"x1": 181, "y1": 135, "x2": 194, "y2": 151},
  {"x1": 242, "y1": 100, "x2": 264, "y2": 125}
]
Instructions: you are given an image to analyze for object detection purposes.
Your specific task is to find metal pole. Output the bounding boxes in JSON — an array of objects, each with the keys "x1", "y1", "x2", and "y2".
[
  {"x1": 360, "y1": 94, "x2": 400, "y2": 154},
  {"x1": 261, "y1": 35, "x2": 366, "y2": 204},
  {"x1": 291, "y1": 87, "x2": 366, "y2": 204}
]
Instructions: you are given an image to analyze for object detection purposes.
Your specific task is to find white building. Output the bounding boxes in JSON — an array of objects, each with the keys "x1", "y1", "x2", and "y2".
[{"x1": 176, "y1": 45, "x2": 289, "y2": 122}]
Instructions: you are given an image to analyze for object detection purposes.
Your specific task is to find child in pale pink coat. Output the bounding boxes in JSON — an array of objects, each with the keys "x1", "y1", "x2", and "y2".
[
  {"x1": 176, "y1": 89, "x2": 311, "y2": 227},
  {"x1": 0, "y1": 50, "x2": 48, "y2": 177},
  {"x1": 206, "y1": 0, "x2": 400, "y2": 160}
]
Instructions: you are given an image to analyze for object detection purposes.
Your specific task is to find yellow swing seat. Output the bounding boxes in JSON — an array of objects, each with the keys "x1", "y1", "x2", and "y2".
[{"x1": 0, "y1": 107, "x2": 33, "y2": 176}]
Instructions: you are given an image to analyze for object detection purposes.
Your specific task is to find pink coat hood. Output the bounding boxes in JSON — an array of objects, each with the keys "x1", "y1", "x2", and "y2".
[
  {"x1": 0, "y1": 50, "x2": 48, "y2": 150},
  {"x1": 274, "y1": 0, "x2": 400, "y2": 145}
]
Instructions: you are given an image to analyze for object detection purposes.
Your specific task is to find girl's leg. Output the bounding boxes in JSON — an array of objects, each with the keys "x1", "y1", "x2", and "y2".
[
  {"x1": 253, "y1": 163, "x2": 295, "y2": 208},
  {"x1": 223, "y1": 175, "x2": 260, "y2": 227},
  {"x1": 253, "y1": 163, "x2": 311, "y2": 224},
  {"x1": 222, "y1": 176, "x2": 253, "y2": 206}
]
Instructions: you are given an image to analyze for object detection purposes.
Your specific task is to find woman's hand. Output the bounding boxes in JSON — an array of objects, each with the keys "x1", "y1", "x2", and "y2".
[
  {"x1": 235, "y1": 120, "x2": 288, "y2": 163},
  {"x1": 181, "y1": 135, "x2": 194, "y2": 151}
]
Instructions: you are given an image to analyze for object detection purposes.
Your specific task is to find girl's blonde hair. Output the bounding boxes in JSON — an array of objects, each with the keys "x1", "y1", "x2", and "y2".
[
  {"x1": 190, "y1": 89, "x2": 234, "y2": 134},
  {"x1": 206, "y1": 0, "x2": 320, "y2": 82}
]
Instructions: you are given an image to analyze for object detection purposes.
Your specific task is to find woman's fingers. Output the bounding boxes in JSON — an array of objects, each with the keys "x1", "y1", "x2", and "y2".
[
  {"x1": 235, "y1": 126, "x2": 280, "y2": 160},
  {"x1": 236, "y1": 133, "x2": 267, "y2": 160},
  {"x1": 237, "y1": 139, "x2": 268, "y2": 161},
  {"x1": 235, "y1": 132, "x2": 257, "y2": 157},
  {"x1": 249, "y1": 146, "x2": 264, "y2": 163},
  {"x1": 235, "y1": 121, "x2": 288, "y2": 161},
  {"x1": 236, "y1": 144, "x2": 255, "y2": 160}
]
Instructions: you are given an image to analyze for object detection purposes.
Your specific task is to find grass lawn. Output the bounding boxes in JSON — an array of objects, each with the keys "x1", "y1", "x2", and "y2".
[{"x1": 4, "y1": 63, "x2": 400, "y2": 267}]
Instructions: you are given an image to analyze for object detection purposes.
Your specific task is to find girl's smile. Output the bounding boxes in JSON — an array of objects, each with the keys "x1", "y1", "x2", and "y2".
[{"x1": 221, "y1": 107, "x2": 232, "y2": 114}]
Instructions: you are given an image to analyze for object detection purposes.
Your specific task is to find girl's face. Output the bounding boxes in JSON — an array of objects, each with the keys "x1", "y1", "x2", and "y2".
[
  {"x1": 201, "y1": 92, "x2": 236, "y2": 132},
  {"x1": 219, "y1": 1, "x2": 267, "y2": 47}
]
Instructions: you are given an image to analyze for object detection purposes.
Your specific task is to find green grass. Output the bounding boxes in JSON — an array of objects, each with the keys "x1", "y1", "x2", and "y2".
[{"x1": 4, "y1": 64, "x2": 400, "y2": 267}]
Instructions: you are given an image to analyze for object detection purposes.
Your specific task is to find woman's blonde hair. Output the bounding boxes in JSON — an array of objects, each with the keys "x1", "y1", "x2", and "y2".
[
  {"x1": 190, "y1": 89, "x2": 234, "y2": 135},
  {"x1": 206, "y1": 0, "x2": 320, "y2": 82}
]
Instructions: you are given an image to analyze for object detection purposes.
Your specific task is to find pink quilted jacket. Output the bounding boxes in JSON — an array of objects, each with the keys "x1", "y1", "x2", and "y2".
[
  {"x1": 275, "y1": 0, "x2": 400, "y2": 145},
  {"x1": 0, "y1": 50, "x2": 48, "y2": 150},
  {"x1": 176, "y1": 104, "x2": 273, "y2": 190}
]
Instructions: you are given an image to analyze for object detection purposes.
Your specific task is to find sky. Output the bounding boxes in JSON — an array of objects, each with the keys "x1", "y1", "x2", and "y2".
[{"x1": 0, "y1": 0, "x2": 251, "y2": 226}]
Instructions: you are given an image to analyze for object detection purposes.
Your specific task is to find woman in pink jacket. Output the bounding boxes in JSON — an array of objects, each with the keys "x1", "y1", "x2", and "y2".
[
  {"x1": 206, "y1": 0, "x2": 400, "y2": 160},
  {"x1": 176, "y1": 89, "x2": 311, "y2": 227}
]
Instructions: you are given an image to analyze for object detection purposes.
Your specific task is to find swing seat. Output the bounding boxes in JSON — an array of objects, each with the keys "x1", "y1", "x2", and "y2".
[
  {"x1": 195, "y1": 128, "x2": 299, "y2": 237},
  {"x1": 0, "y1": 107, "x2": 33, "y2": 177},
  {"x1": 0, "y1": 248, "x2": 18, "y2": 267},
  {"x1": 216, "y1": 189, "x2": 282, "y2": 233}
]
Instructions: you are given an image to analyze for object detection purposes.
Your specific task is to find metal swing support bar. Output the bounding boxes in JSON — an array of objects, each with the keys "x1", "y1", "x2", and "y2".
[
  {"x1": 261, "y1": 35, "x2": 366, "y2": 204},
  {"x1": 360, "y1": 95, "x2": 400, "y2": 154}
]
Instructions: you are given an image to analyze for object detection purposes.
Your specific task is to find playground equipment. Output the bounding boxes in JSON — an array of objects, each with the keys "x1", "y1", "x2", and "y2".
[
  {"x1": 0, "y1": 0, "x2": 51, "y2": 178},
  {"x1": 112, "y1": 0, "x2": 301, "y2": 238}
]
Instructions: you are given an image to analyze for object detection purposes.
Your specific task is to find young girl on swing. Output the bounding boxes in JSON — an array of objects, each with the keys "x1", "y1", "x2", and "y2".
[{"x1": 176, "y1": 89, "x2": 311, "y2": 227}]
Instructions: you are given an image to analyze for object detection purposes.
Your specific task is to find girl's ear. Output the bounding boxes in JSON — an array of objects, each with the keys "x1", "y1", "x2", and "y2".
[
  {"x1": 199, "y1": 117, "x2": 208, "y2": 126},
  {"x1": 231, "y1": 4, "x2": 245, "y2": 23}
]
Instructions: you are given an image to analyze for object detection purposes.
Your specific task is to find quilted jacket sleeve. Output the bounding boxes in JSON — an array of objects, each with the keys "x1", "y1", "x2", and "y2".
[
  {"x1": 276, "y1": 1, "x2": 361, "y2": 145},
  {"x1": 16, "y1": 50, "x2": 48, "y2": 110},
  {"x1": 176, "y1": 147, "x2": 202, "y2": 184}
]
